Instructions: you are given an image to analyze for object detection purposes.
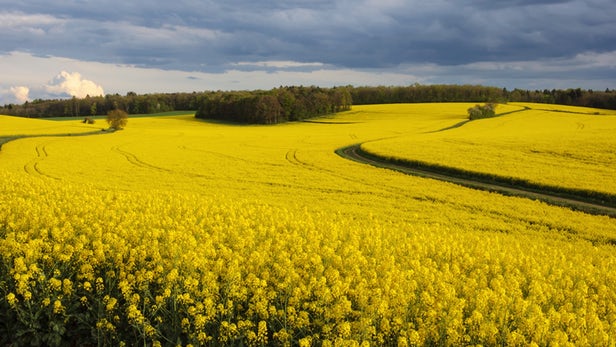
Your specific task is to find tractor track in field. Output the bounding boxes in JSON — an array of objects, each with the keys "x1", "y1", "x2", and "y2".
[
  {"x1": 112, "y1": 146, "x2": 173, "y2": 173},
  {"x1": 285, "y1": 148, "x2": 420, "y2": 199},
  {"x1": 5, "y1": 130, "x2": 115, "y2": 180},
  {"x1": 23, "y1": 143, "x2": 60, "y2": 180},
  {"x1": 111, "y1": 145, "x2": 217, "y2": 180},
  {"x1": 336, "y1": 144, "x2": 616, "y2": 218}
]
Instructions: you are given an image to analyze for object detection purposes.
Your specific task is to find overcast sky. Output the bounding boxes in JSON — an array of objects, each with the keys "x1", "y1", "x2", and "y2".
[{"x1": 1, "y1": 0, "x2": 615, "y2": 104}]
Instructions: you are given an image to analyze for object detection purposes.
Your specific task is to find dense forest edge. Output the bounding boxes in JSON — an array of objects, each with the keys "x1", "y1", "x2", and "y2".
[{"x1": 2, "y1": 84, "x2": 616, "y2": 124}]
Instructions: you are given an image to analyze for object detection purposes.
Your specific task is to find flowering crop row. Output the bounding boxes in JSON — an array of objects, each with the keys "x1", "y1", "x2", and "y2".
[
  {"x1": 2, "y1": 104, "x2": 616, "y2": 345},
  {"x1": 2, "y1": 172, "x2": 616, "y2": 346}
]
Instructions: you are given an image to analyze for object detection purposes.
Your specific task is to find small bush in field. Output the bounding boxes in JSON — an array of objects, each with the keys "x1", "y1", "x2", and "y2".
[{"x1": 468, "y1": 103, "x2": 497, "y2": 120}]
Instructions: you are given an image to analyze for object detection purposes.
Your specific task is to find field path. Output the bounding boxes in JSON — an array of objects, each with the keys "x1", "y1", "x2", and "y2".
[
  {"x1": 336, "y1": 144, "x2": 616, "y2": 218},
  {"x1": 0, "y1": 129, "x2": 113, "y2": 151}
]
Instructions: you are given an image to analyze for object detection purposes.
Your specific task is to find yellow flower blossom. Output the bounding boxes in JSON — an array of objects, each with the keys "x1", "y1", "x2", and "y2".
[
  {"x1": 62, "y1": 278, "x2": 73, "y2": 295},
  {"x1": 95, "y1": 277, "x2": 104, "y2": 293},
  {"x1": 22, "y1": 291, "x2": 32, "y2": 302},
  {"x1": 6, "y1": 293, "x2": 18, "y2": 307},
  {"x1": 49, "y1": 278, "x2": 62, "y2": 292},
  {"x1": 53, "y1": 300, "x2": 64, "y2": 314},
  {"x1": 96, "y1": 318, "x2": 115, "y2": 332},
  {"x1": 105, "y1": 296, "x2": 117, "y2": 312},
  {"x1": 181, "y1": 318, "x2": 190, "y2": 332},
  {"x1": 257, "y1": 320, "x2": 268, "y2": 345}
]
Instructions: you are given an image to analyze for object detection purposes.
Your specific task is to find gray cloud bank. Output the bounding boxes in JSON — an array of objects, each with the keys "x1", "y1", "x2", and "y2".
[{"x1": 0, "y1": 0, "x2": 615, "y2": 104}]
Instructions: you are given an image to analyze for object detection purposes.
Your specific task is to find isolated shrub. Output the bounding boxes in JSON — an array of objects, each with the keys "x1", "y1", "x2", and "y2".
[
  {"x1": 468, "y1": 103, "x2": 497, "y2": 120},
  {"x1": 106, "y1": 109, "x2": 128, "y2": 129}
]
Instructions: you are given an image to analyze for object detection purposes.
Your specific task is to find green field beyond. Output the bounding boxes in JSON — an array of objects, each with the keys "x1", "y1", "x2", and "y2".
[{"x1": 1, "y1": 103, "x2": 616, "y2": 345}]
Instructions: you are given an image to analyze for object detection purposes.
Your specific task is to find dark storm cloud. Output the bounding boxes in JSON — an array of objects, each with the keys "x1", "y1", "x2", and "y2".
[
  {"x1": 2, "y1": 0, "x2": 614, "y2": 70},
  {"x1": 0, "y1": 0, "x2": 614, "y2": 100}
]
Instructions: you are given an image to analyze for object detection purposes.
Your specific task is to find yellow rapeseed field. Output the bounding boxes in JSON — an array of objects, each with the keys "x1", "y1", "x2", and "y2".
[
  {"x1": 0, "y1": 114, "x2": 100, "y2": 136},
  {"x1": 362, "y1": 103, "x2": 616, "y2": 195},
  {"x1": 1, "y1": 104, "x2": 616, "y2": 346}
]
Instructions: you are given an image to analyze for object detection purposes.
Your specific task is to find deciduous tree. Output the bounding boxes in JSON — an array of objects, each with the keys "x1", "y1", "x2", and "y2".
[{"x1": 106, "y1": 109, "x2": 128, "y2": 130}]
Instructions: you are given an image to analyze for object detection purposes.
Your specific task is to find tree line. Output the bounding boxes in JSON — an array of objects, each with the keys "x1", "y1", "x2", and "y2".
[
  {"x1": 0, "y1": 92, "x2": 200, "y2": 119},
  {"x1": 505, "y1": 87, "x2": 616, "y2": 110},
  {"x1": 194, "y1": 86, "x2": 352, "y2": 124},
  {"x1": 350, "y1": 84, "x2": 506, "y2": 104},
  {"x1": 349, "y1": 84, "x2": 616, "y2": 109},
  {"x1": 2, "y1": 85, "x2": 615, "y2": 124}
]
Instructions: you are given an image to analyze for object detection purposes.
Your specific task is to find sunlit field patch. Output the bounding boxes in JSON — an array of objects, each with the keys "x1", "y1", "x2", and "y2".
[
  {"x1": 1, "y1": 104, "x2": 616, "y2": 345},
  {"x1": 0, "y1": 114, "x2": 100, "y2": 137},
  {"x1": 362, "y1": 103, "x2": 616, "y2": 195}
]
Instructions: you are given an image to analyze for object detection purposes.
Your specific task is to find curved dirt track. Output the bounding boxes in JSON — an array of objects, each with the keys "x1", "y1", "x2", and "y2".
[{"x1": 336, "y1": 144, "x2": 616, "y2": 218}]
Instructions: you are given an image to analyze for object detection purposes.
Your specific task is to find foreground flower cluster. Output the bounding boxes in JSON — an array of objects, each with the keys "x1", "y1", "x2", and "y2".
[{"x1": 1, "y1": 173, "x2": 615, "y2": 346}]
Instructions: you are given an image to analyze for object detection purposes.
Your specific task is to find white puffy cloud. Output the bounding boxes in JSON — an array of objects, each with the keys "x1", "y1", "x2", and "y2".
[
  {"x1": 9, "y1": 86, "x2": 30, "y2": 103},
  {"x1": 45, "y1": 71, "x2": 104, "y2": 98}
]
